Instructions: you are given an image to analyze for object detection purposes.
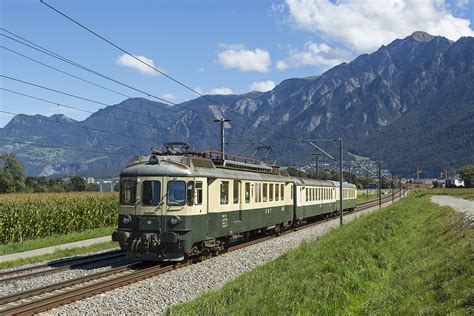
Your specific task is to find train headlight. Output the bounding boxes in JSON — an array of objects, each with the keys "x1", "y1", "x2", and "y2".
[
  {"x1": 122, "y1": 215, "x2": 132, "y2": 224},
  {"x1": 149, "y1": 155, "x2": 159, "y2": 165},
  {"x1": 169, "y1": 216, "x2": 180, "y2": 225}
]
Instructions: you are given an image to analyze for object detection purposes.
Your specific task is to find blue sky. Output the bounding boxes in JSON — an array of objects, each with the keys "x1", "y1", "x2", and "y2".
[{"x1": 1, "y1": 0, "x2": 473, "y2": 127}]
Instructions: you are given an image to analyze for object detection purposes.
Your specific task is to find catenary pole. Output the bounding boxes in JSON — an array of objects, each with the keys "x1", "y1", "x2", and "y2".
[
  {"x1": 213, "y1": 118, "x2": 230, "y2": 160},
  {"x1": 339, "y1": 138, "x2": 344, "y2": 225},
  {"x1": 378, "y1": 162, "x2": 382, "y2": 208}
]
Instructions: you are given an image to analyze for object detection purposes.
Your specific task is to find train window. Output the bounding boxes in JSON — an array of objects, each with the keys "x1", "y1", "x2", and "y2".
[
  {"x1": 269, "y1": 184, "x2": 274, "y2": 202},
  {"x1": 195, "y1": 182, "x2": 203, "y2": 205},
  {"x1": 142, "y1": 181, "x2": 161, "y2": 206},
  {"x1": 245, "y1": 182, "x2": 250, "y2": 203},
  {"x1": 255, "y1": 183, "x2": 260, "y2": 203},
  {"x1": 187, "y1": 181, "x2": 194, "y2": 206},
  {"x1": 120, "y1": 180, "x2": 136, "y2": 205},
  {"x1": 233, "y1": 180, "x2": 240, "y2": 204},
  {"x1": 313, "y1": 188, "x2": 316, "y2": 201},
  {"x1": 168, "y1": 181, "x2": 186, "y2": 206},
  {"x1": 220, "y1": 181, "x2": 229, "y2": 205},
  {"x1": 275, "y1": 184, "x2": 279, "y2": 201},
  {"x1": 263, "y1": 183, "x2": 268, "y2": 202},
  {"x1": 282, "y1": 184, "x2": 285, "y2": 200},
  {"x1": 305, "y1": 188, "x2": 308, "y2": 202}
]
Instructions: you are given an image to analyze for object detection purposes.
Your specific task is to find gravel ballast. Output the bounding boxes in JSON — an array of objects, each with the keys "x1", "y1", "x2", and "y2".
[
  {"x1": 431, "y1": 195, "x2": 474, "y2": 222},
  {"x1": 46, "y1": 201, "x2": 393, "y2": 315}
]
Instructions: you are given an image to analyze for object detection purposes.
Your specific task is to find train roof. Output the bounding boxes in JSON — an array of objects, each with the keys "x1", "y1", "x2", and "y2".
[
  {"x1": 327, "y1": 180, "x2": 357, "y2": 189},
  {"x1": 292, "y1": 177, "x2": 334, "y2": 187},
  {"x1": 120, "y1": 155, "x2": 293, "y2": 183}
]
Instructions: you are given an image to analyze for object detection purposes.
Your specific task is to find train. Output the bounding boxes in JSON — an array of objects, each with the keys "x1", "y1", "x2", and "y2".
[{"x1": 112, "y1": 142, "x2": 357, "y2": 261}]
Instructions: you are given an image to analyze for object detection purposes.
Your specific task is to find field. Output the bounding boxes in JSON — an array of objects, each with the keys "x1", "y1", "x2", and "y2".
[
  {"x1": 0, "y1": 192, "x2": 118, "y2": 244},
  {"x1": 168, "y1": 190, "x2": 473, "y2": 314}
]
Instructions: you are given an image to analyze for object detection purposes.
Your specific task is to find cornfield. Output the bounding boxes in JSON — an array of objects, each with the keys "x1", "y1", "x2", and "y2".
[{"x1": 0, "y1": 192, "x2": 119, "y2": 244}]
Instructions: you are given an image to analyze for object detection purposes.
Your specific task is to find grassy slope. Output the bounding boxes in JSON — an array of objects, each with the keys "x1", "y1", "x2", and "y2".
[{"x1": 169, "y1": 192, "x2": 473, "y2": 315}]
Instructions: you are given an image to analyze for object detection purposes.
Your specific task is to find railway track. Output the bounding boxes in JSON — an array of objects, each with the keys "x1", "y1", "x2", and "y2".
[
  {"x1": 0, "y1": 190, "x2": 405, "y2": 315},
  {"x1": 0, "y1": 249, "x2": 125, "y2": 283}
]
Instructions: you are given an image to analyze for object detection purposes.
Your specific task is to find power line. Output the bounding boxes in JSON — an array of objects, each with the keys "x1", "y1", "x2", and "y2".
[
  {"x1": 1, "y1": 45, "x2": 130, "y2": 99},
  {"x1": 0, "y1": 28, "x2": 261, "y2": 148},
  {"x1": 0, "y1": 137, "x2": 131, "y2": 157},
  {"x1": 1, "y1": 87, "x2": 164, "y2": 129},
  {"x1": 0, "y1": 29, "x2": 217, "y2": 121},
  {"x1": 1, "y1": 75, "x2": 174, "y2": 124},
  {"x1": 39, "y1": 1, "x2": 261, "y2": 131},
  {"x1": 0, "y1": 109, "x2": 158, "y2": 144}
]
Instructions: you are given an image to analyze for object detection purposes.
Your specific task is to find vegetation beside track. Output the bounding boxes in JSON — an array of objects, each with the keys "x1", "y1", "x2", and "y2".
[
  {"x1": 169, "y1": 192, "x2": 473, "y2": 315},
  {"x1": 0, "y1": 192, "x2": 118, "y2": 244},
  {"x1": 413, "y1": 187, "x2": 474, "y2": 200},
  {"x1": 0, "y1": 241, "x2": 117, "y2": 269},
  {"x1": 0, "y1": 226, "x2": 115, "y2": 256}
]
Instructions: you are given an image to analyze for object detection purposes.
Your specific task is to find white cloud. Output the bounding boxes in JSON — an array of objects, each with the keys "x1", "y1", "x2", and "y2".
[
  {"x1": 284, "y1": 0, "x2": 474, "y2": 52},
  {"x1": 194, "y1": 86, "x2": 235, "y2": 95},
  {"x1": 218, "y1": 43, "x2": 246, "y2": 50},
  {"x1": 116, "y1": 53, "x2": 164, "y2": 76},
  {"x1": 218, "y1": 48, "x2": 271, "y2": 72},
  {"x1": 162, "y1": 93, "x2": 176, "y2": 101},
  {"x1": 277, "y1": 41, "x2": 352, "y2": 71},
  {"x1": 249, "y1": 80, "x2": 276, "y2": 92},
  {"x1": 207, "y1": 87, "x2": 235, "y2": 95}
]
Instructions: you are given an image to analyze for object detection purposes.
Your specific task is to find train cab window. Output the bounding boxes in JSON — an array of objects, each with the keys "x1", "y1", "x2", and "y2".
[
  {"x1": 142, "y1": 181, "x2": 161, "y2": 206},
  {"x1": 120, "y1": 180, "x2": 136, "y2": 205},
  {"x1": 187, "y1": 181, "x2": 194, "y2": 206},
  {"x1": 263, "y1": 183, "x2": 268, "y2": 202},
  {"x1": 245, "y1": 182, "x2": 251, "y2": 203},
  {"x1": 233, "y1": 180, "x2": 240, "y2": 204},
  {"x1": 220, "y1": 181, "x2": 229, "y2": 204},
  {"x1": 269, "y1": 184, "x2": 274, "y2": 202},
  {"x1": 275, "y1": 184, "x2": 279, "y2": 201},
  {"x1": 168, "y1": 181, "x2": 186, "y2": 206},
  {"x1": 282, "y1": 184, "x2": 285, "y2": 200},
  {"x1": 195, "y1": 182, "x2": 203, "y2": 205}
]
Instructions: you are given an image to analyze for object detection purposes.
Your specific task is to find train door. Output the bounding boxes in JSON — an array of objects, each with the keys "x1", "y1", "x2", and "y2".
[{"x1": 193, "y1": 177, "x2": 208, "y2": 240}]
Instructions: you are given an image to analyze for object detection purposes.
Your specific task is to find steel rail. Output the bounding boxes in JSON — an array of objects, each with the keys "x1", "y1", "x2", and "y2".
[{"x1": 0, "y1": 250, "x2": 125, "y2": 283}]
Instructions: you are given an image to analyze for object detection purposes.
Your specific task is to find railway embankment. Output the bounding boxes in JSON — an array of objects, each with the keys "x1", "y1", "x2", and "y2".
[{"x1": 168, "y1": 190, "x2": 473, "y2": 315}]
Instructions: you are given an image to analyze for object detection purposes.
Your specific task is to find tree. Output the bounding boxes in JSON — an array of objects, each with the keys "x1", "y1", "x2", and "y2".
[
  {"x1": 459, "y1": 164, "x2": 474, "y2": 188},
  {"x1": 68, "y1": 176, "x2": 87, "y2": 192},
  {"x1": 0, "y1": 153, "x2": 26, "y2": 193}
]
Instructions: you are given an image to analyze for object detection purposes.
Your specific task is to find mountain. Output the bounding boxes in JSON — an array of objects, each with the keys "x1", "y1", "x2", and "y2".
[{"x1": 1, "y1": 31, "x2": 473, "y2": 177}]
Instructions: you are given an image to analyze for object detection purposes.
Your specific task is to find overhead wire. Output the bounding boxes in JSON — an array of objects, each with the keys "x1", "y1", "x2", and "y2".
[
  {"x1": 0, "y1": 109, "x2": 158, "y2": 143},
  {"x1": 40, "y1": 0, "x2": 260, "y2": 127},
  {"x1": 1, "y1": 87, "x2": 165, "y2": 129},
  {"x1": 0, "y1": 75, "x2": 174, "y2": 124}
]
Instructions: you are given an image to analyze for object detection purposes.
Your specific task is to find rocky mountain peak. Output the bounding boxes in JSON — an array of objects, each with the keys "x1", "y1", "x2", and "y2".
[{"x1": 411, "y1": 31, "x2": 435, "y2": 42}]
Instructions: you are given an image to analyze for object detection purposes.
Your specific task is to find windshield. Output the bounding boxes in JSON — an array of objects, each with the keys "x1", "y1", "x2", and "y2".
[
  {"x1": 142, "y1": 181, "x2": 161, "y2": 206},
  {"x1": 120, "y1": 180, "x2": 136, "y2": 205},
  {"x1": 168, "y1": 181, "x2": 186, "y2": 206}
]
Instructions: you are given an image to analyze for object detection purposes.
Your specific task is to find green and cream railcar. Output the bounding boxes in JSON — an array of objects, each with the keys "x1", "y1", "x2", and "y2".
[
  {"x1": 113, "y1": 154, "x2": 294, "y2": 261},
  {"x1": 330, "y1": 181, "x2": 358, "y2": 211},
  {"x1": 294, "y1": 178, "x2": 337, "y2": 220}
]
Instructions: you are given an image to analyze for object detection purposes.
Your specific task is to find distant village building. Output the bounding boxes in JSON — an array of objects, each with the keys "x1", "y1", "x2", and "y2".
[
  {"x1": 445, "y1": 179, "x2": 465, "y2": 188},
  {"x1": 87, "y1": 177, "x2": 95, "y2": 184}
]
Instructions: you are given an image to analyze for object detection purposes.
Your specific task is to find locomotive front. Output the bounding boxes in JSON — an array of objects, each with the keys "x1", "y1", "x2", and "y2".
[{"x1": 112, "y1": 149, "x2": 208, "y2": 261}]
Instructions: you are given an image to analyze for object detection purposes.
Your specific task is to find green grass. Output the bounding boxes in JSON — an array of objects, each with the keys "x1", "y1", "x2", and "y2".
[
  {"x1": 416, "y1": 188, "x2": 474, "y2": 200},
  {"x1": 347, "y1": 152, "x2": 370, "y2": 161},
  {"x1": 168, "y1": 193, "x2": 473, "y2": 315},
  {"x1": 0, "y1": 241, "x2": 117, "y2": 270},
  {"x1": 0, "y1": 226, "x2": 115, "y2": 256},
  {"x1": 357, "y1": 193, "x2": 378, "y2": 202}
]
